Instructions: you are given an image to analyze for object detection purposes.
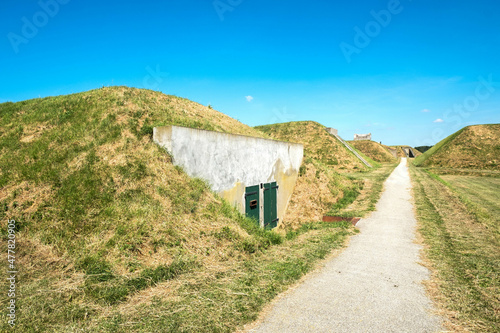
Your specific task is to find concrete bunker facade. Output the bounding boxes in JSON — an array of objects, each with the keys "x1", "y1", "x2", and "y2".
[
  {"x1": 153, "y1": 126, "x2": 304, "y2": 228},
  {"x1": 402, "y1": 147, "x2": 416, "y2": 158}
]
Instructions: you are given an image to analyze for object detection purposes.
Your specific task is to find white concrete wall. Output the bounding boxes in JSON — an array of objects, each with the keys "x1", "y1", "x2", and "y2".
[{"x1": 153, "y1": 126, "x2": 303, "y2": 226}]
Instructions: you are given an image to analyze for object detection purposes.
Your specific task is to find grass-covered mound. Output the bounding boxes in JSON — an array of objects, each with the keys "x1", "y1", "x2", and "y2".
[
  {"x1": 0, "y1": 87, "x2": 358, "y2": 331},
  {"x1": 347, "y1": 140, "x2": 397, "y2": 163},
  {"x1": 414, "y1": 124, "x2": 500, "y2": 170}
]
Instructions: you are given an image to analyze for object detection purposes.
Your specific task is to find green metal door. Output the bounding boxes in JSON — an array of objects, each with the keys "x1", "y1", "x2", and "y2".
[
  {"x1": 263, "y1": 182, "x2": 279, "y2": 229},
  {"x1": 245, "y1": 185, "x2": 260, "y2": 225}
]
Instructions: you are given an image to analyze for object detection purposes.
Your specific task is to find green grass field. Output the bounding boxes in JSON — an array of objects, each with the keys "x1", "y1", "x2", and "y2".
[
  {"x1": 440, "y1": 175, "x2": 500, "y2": 233},
  {"x1": 410, "y1": 165, "x2": 500, "y2": 332}
]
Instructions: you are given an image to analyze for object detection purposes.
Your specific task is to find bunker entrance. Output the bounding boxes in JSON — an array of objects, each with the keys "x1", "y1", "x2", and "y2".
[
  {"x1": 244, "y1": 182, "x2": 279, "y2": 229},
  {"x1": 403, "y1": 147, "x2": 415, "y2": 158}
]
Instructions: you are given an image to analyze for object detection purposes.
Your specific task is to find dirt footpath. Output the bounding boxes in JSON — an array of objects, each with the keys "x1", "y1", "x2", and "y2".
[{"x1": 248, "y1": 158, "x2": 443, "y2": 332}]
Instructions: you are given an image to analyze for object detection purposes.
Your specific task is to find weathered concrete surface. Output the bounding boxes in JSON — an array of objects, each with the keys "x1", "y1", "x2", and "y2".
[
  {"x1": 249, "y1": 159, "x2": 443, "y2": 332},
  {"x1": 153, "y1": 126, "x2": 303, "y2": 226}
]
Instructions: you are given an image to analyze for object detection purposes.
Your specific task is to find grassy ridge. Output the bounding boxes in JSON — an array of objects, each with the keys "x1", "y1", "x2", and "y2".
[
  {"x1": 410, "y1": 165, "x2": 500, "y2": 332},
  {"x1": 343, "y1": 142, "x2": 381, "y2": 168},
  {"x1": 256, "y1": 121, "x2": 367, "y2": 171},
  {"x1": 347, "y1": 140, "x2": 396, "y2": 163},
  {"x1": 414, "y1": 128, "x2": 466, "y2": 167},
  {"x1": 414, "y1": 124, "x2": 500, "y2": 170}
]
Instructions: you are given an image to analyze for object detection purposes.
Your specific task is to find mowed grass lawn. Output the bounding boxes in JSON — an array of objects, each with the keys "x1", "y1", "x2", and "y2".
[
  {"x1": 440, "y1": 175, "x2": 500, "y2": 231},
  {"x1": 410, "y1": 166, "x2": 500, "y2": 332}
]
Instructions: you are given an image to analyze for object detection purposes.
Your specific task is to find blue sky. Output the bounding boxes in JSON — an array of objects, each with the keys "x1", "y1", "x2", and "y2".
[{"x1": 1, "y1": 0, "x2": 499, "y2": 146}]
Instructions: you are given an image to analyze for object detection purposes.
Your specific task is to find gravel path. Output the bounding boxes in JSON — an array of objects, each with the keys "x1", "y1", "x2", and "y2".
[{"x1": 249, "y1": 159, "x2": 443, "y2": 332}]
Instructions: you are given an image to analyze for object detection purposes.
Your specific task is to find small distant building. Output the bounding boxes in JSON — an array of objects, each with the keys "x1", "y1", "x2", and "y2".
[{"x1": 354, "y1": 133, "x2": 371, "y2": 141}]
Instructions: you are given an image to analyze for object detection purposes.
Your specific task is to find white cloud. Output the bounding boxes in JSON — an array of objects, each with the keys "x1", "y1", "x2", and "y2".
[
  {"x1": 433, "y1": 118, "x2": 444, "y2": 123},
  {"x1": 421, "y1": 109, "x2": 431, "y2": 113},
  {"x1": 245, "y1": 95, "x2": 254, "y2": 102}
]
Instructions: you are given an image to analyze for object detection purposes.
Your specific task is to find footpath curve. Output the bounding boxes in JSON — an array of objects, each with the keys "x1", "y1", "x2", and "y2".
[{"x1": 249, "y1": 158, "x2": 443, "y2": 332}]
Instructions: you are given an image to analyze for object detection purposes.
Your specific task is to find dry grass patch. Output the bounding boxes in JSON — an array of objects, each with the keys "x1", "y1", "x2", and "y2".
[
  {"x1": 19, "y1": 122, "x2": 54, "y2": 143},
  {"x1": 347, "y1": 140, "x2": 396, "y2": 163},
  {"x1": 0, "y1": 181, "x2": 54, "y2": 215},
  {"x1": 327, "y1": 162, "x2": 398, "y2": 218},
  {"x1": 281, "y1": 161, "x2": 345, "y2": 228}
]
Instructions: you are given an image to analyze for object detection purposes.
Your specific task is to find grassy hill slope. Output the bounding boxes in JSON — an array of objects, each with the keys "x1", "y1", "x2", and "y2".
[
  {"x1": 0, "y1": 87, "x2": 359, "y2": 331},
  {"x1": 347, "y1": 140, "x2": 397, "y2": 163},
  {"x1": 414, "y1": 124, "x2": 500, "y2": 170},
  {"x1": 256, "y1": 121, "x2": 367, "y2": 171},
  {"x1": 255, "y1": 121, "x2": 370, "y2": 227}
]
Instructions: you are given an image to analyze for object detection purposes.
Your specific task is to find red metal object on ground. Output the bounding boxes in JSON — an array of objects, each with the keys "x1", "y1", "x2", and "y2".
[{"x1": 322, "y1": 216, "x2": 360, "y2": 226}]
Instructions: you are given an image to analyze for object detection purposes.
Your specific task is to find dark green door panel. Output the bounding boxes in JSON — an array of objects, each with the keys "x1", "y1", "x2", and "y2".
[
  {"x1": 263, "y1": 182, "x2": 278, "y2": 229},
  {"x1": 245, "y1": 185, "x2": 260, "y2": 225}
]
